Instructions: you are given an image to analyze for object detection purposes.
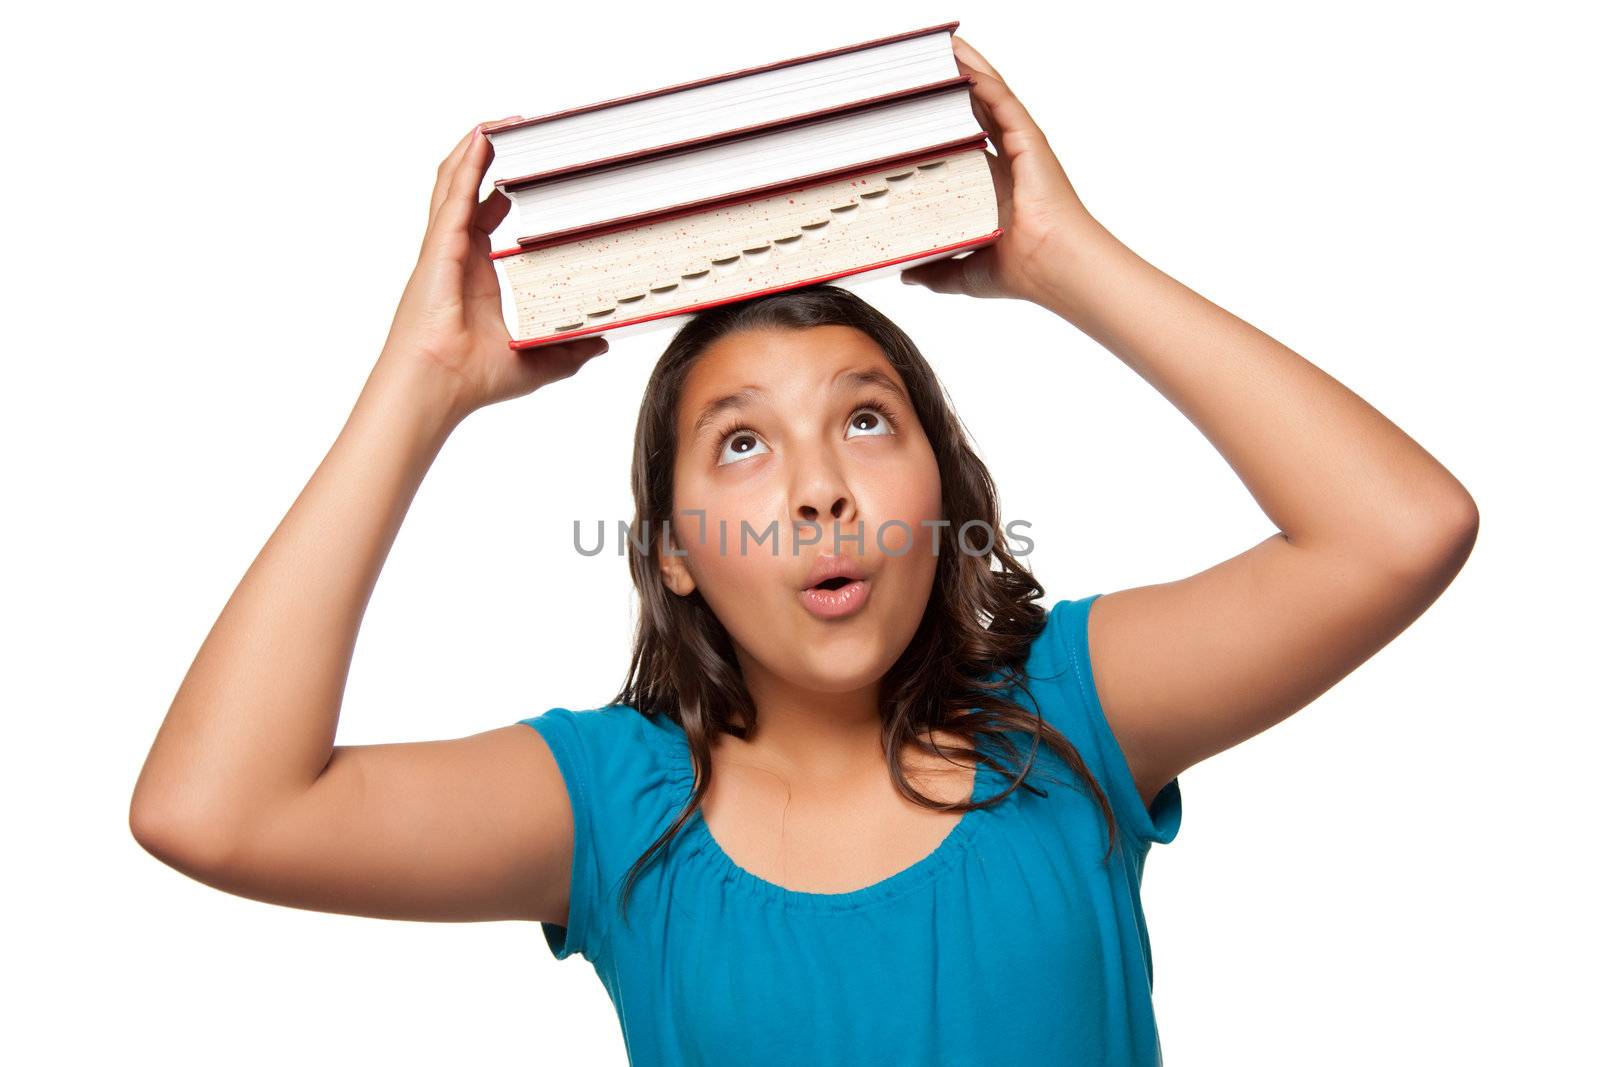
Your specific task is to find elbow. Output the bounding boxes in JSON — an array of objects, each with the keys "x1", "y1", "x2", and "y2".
[
  {"x1": 128, "y1": 790, "x2": 238, "y2": 878},
  {"x1": 1387, "y1": 489, "x2": 1480, "y2": 586}
]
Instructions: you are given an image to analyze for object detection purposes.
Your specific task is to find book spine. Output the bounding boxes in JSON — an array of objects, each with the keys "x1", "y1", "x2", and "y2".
[
  {"x1": 505, "y1": 228, "x2": 1003, "y2": 350},
  {"x1": 489, "y1": 134, "x2": 991, "y2": 258},
  {"x1": 493, "y1": 76, "x2": 974, "y2": 193}
]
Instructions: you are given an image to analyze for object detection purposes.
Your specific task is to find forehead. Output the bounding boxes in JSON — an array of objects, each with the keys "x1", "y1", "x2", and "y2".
[{"x1": 680, "y1": 324, "x2": 899, "y2": 413}]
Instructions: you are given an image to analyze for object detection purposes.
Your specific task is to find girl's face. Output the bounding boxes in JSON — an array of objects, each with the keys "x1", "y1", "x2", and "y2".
[{"x1": 661, "y1": 325, "x2": 943, "y2": 695}]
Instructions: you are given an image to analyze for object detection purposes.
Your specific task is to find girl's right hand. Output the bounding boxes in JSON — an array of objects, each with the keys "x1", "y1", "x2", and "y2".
[{"x1": 377, "y1": 119, "x2": 611, "y2": 423}]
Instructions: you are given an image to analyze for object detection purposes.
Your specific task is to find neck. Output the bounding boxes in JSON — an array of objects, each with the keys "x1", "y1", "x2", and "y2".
[{"x1": 728, "y1": 662, "x2": 885, "y2": 787}]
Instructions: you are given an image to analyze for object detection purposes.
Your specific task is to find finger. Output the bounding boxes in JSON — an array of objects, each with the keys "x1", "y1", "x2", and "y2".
[
  {"x1": 900, "y1": 250, "x2": 996, "y2": 297},
  {"x1": 962, "y1": 67, "x2": 1050, "y2": 163},
  {"x1": 472, "y1": 188, "x2": 513, "y2": 237},
  {"x1": 564, "y1": 336, "x2": 610, "y2": 362},
  {"x1": 899, "y1": 257, "x2": 965, "y2": 294},
  {"x1": 951, "y1": 37, "x2": 1013, "y2": 160},
  {"x1": 969, "y1": 95, "x2": 1013, "y2": 182},
  {"x1": 951, "y1": 37, "x2": 1044, "y2": 145},
  {"x1": 428, "y1": 126, "x2": 479, "y2": 231},
  {"x1": 523, "y1": 336, "x2": 611, "y2": 384},
  {"x1": 462, "y1": 233, "x2": 504, "y2": 304},
  {"x1": 951, "y1": 36, "x2": 1006, "y2": 86},
  {"x1": 967, "y1": 90, "x2": 1000, "y2": 149},
  {"x1": 428, "y1": 115, "x2": 521, "y2": 232},
  {"x1": 427, "y1": 125, "x2": 497, "y2": 253}
]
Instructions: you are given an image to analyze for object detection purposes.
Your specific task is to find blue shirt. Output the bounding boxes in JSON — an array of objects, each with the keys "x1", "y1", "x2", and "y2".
[{"x1": 518, "y1": 593, "x2": 1182, "y2": 1065}]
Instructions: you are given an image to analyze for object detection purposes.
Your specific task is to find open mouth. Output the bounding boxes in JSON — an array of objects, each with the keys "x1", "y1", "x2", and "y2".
[{"x1": 799, "y1": 576, "x2": 871, "y2": 619}]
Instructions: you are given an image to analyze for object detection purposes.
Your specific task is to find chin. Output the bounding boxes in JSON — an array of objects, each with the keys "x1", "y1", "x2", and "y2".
[{"x1": 792, "y1": 637, "x2": 892, "y2": 690}]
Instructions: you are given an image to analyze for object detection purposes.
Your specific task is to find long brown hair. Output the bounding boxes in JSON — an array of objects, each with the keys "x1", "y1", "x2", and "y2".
[{"x1": 606, "y1": 284, "x2": 1118, "y2": 927}]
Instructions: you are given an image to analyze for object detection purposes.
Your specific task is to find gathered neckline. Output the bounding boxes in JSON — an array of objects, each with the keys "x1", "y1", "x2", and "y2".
[{"x1": 647, "y1": 712, "x2": 1002, "y2": 914}]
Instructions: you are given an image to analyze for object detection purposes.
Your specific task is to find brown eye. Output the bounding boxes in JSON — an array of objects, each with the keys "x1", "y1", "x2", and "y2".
[
  {"x1": 716, "y1": 427, "x2": 770, "y2": 467},
  {"x1": 846, "y1": 404, "x2": 897, "y2": 438}
]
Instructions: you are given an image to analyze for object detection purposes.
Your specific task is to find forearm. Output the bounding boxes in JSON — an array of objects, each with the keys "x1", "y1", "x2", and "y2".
[
  {"x1": 1033, "y1": 213, "x2": 1477, "y2": 565},
  {"x1": 132, "y1": 354, "x2": 465, "y2": 847}
]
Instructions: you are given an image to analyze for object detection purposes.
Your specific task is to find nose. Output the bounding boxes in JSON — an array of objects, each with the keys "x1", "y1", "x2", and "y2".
[
  {"x1": 796, "y1": 493, "x2": 851, "y2": 525},
  {"x1": 792, "y1": 450, "x2": 857, "y2": 532}
]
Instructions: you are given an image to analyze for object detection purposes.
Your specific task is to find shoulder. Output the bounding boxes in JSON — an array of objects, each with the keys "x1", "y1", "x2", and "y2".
[
  {"x1": 517, "y1": 703, "x2": 682, "y2": 790},
  {"x1": 1016, "y1": 594, "x2": 1183, "y2": 850},
  {"x1": 516, "y1": 703, "x2": 690, "y2": 816},
  {"x1": 1009, "y1": 594, "x2": 1099, "y2": 708},
  {"x1": 514, "y1": 704, "x2": 692, "y2": 962}
]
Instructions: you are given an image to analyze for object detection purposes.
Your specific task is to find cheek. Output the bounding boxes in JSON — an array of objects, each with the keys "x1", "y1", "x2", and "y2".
[
  {"x1": 674, "y1": 492, "x2": 795, "y2": 662},
  {"x1": 869, "y1": 450, "x2": 943, "y2": 561},
  {"x1": 672, "y1": 477, "x2": 789, "y2": 592}
]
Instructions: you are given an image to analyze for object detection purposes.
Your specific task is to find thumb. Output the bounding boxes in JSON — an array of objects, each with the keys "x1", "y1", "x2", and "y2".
[
  {"x1": 517, "y1": 335, "x2": 611, "y2": 393},
  {"x1": 900, "y1": 250, "x2": 993, "y2": 296}
]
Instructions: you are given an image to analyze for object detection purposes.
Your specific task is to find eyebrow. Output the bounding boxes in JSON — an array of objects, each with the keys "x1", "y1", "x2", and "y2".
[{"x1": 691, "y1": 367, "x2": 910, "y2": 441}]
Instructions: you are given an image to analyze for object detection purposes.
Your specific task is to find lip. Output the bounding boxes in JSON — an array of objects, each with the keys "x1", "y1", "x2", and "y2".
[
  {"x1": 801, "y1": 553, "x2": 869, "y2": 590},
  {"x1": 799, "y1": 577, "x2": 871, "y2": 620}
]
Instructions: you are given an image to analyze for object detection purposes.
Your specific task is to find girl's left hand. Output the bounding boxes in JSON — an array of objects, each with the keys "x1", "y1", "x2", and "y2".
[{"x1": 900, "y1": 36, "x2": 1095, "y2": 305}]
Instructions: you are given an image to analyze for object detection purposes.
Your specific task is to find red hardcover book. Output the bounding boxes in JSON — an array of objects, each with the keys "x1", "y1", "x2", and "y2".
[
  {"x1": 480, "y1": 20, "x2": 961, "y2": 139},
  {"x1": 506, "y1": 230, "x2": 1002, "y2": 351}
]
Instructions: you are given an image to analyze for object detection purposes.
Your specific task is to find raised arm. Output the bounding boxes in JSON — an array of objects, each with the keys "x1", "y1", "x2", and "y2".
[
  {"x1": 903, "y1": 38, "x2": 1478, "y2": 807},
  {"x1": 129, "y1": 120, "x2": 611, "y2": 921}
]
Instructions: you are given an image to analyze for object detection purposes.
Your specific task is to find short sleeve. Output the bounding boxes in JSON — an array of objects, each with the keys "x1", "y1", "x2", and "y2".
[
  {"x1": 516, "y1": 703, "x2": 683, "y2": 965},
  {"x1": 1037, "y1": 594, "x2": 1182, "y2": 850},
  {"x1": 518, "y1": 708, "x2": 602, "y2": 961}
]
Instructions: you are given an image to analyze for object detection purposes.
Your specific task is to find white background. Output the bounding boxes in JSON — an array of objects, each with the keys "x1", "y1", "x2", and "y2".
[{"x1": 6, "y1": 1, "x2": 1594, "y2": 1062}]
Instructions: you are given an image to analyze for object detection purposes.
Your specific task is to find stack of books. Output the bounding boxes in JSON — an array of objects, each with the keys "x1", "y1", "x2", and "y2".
[{"x1": 483, "y1": 20, "x2": 1001, "y2": 350}]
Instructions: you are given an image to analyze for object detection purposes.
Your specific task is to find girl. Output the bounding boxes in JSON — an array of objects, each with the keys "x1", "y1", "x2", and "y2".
[{"x1": 131, "y1": 36, "x2": 1477, "y2": 1066}]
